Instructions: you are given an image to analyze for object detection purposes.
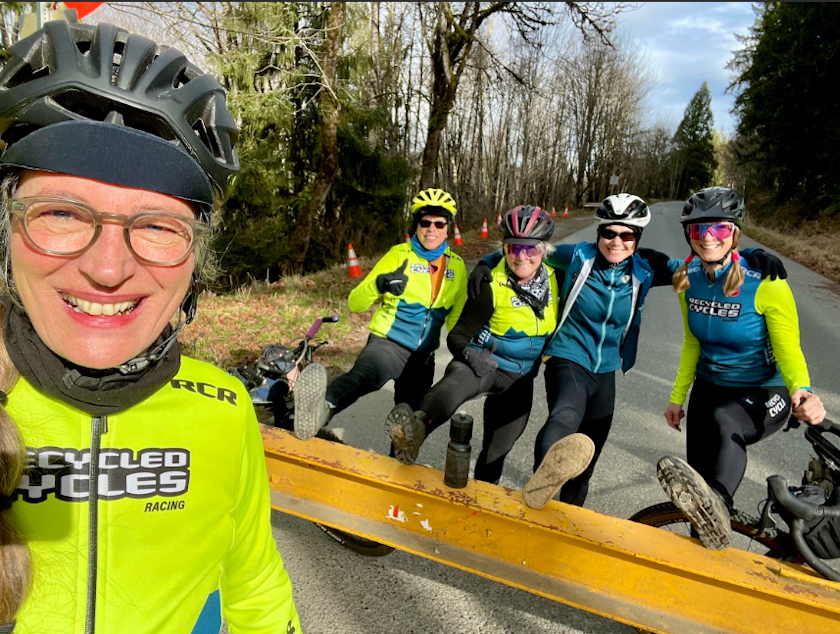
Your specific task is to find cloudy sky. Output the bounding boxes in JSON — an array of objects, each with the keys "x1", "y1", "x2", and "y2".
[{"x1": 615, "y1": 2, "x2": 758, "y2": 135}]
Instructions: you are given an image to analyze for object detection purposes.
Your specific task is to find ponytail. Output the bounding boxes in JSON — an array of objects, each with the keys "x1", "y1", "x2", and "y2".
[
  {"x1": 0, "y1": 172, "x2": 31, "y2": 626},
  {"x1": 722, "y1": 229, "x2": 745, "y2": 297}
]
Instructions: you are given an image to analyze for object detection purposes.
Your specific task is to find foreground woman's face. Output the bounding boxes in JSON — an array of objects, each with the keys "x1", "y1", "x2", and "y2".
[{"x1": 10, "y1": 171, "x2": 196, "y2": 369}]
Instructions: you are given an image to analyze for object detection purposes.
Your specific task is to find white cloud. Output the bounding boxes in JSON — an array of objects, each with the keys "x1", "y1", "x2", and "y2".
[{"x1": 616, "y1": 1, "x2": 756, "y2": 134}]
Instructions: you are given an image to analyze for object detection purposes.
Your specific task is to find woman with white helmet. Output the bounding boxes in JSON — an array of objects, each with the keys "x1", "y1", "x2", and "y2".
[
  {"x1": 472, "y1": 193, "x2": 787, "y2": 509},
  {"x1": 0, "y1": 21, "x2": 299, "y2": 633}
]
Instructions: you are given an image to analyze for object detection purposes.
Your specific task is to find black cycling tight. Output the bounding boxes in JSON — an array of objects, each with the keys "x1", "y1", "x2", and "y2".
[
  {"x1": 418, "y1": 359, "x2": 533, "y2": 484},
  {"x1": 534, "y1": 357, "x2": 615, "y2": 506},
  {"x1": 326, "y1": 334, "x2": 435, "y2": 415},
  {"x1": 686, "y1": 378, "x2": 790, "y2": 504}
]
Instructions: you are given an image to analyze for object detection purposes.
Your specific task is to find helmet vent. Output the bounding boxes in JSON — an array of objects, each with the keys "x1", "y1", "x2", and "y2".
[
  {"x1": 172, "y1": 66, "x2": 193, "y2": 89},
  {"x1": 3, "y1": 62, "x2": 51, "y2": 88},
  {"x1": 50, "y1": 89, "x2": 176, "y2": 141},
  {"x1": 110, "y1": 38, "x2": 127, "y2": 85},
  {"x1": 192, "y1": 118, "x2": 221, "y2": 159},
  {"x1": 74, "y1": 39, "x2": 92, "y2": 56}
]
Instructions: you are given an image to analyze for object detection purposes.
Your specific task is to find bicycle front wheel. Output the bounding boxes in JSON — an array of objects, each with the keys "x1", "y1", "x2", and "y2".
[{"x1": 630, "y1": 501, "x2": 791, "y2": 557}]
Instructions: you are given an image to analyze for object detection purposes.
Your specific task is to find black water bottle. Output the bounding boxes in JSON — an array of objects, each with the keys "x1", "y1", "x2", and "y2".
[{"x1": 444, "y1": 412, "x2": 473, "y2": 488}]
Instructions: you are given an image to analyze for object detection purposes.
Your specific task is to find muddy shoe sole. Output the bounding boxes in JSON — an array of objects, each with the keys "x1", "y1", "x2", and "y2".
[
  {"x1": 385, "y1": 404, "x2": 427, "y2": 465},
  {"x1": 657, "y1": 455, "x2": 732, "y2": 551},
  {"x1": 293, "y1": 363, "x2": 328, "y2": 440},
  {"x1": 522, "y1": 434, "x2": 595, "y2": 509}
]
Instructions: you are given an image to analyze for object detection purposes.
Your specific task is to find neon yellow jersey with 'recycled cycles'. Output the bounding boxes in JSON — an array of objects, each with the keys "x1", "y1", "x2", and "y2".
[{"x1": 8, "y1": 356, "x2": 300, "y2": 634}]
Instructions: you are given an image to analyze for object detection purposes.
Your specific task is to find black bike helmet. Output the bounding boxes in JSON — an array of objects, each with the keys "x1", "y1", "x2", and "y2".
[
  {"x1": 0, "y1": 21, "x2": 239, "y2": 204},
  {"x1": 501, "y1": 205, "x2": 554, "y2": 245},
  {"x1": 595, "y1": 193, "x2": 651, "y2": 228},
  {"x1": 681, "y1": 187, "x2": 746, "y2": 227}
]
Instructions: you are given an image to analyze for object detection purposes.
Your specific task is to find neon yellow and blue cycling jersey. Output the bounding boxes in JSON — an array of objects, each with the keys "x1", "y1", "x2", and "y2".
[
  {"x1": 670, "y1": 258, "x2": 811, "y2": 405},
  {"x1": 468, "y1": 258, "x2": 559, "y2": 374},
  {"x1": 349, "y1": 243, "x2": 467, "y2": 352},
  {"x1": 8, "y1": 356, "x2": 300, "y2": 634}
]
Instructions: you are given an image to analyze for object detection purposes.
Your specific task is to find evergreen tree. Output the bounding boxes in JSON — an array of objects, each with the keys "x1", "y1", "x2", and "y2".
[
  {"x1": 671, "y1": 82, "x2": 717, "y2": 198},
  {"x1": 210, "y1": 3, "x2": 413, "y2": 286},
  {"x1": 729, "y1": 3, "x2": 840, "y2": 216}
]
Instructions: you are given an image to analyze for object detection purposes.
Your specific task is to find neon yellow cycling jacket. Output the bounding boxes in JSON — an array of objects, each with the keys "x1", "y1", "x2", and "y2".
[
  {"x1": 8, "y1": 356, "x2": 301, "y2": 634},
  {"x1": 349, "y1": 243, "x2": 467, "y2": 352}
]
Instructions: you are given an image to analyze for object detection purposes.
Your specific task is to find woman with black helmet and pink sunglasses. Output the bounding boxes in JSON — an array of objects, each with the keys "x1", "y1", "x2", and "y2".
[{"x1": 656, "y1": 186, "x2": 825, "y2": 551}]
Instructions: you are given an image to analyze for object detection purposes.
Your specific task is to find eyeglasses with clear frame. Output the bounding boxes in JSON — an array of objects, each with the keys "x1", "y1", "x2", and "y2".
[{"x1": 8, "y1": 197, "x2": 206, "y2": 266}]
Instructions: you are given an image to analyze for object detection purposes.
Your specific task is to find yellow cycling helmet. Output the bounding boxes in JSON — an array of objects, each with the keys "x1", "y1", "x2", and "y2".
[{"x1": 411, "y1": 188, "x2": 457, "y2": 221}]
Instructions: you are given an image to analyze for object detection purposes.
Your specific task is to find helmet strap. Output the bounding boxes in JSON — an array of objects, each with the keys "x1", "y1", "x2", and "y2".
[{"x1": 119, "y1": 255, "x2": 205, "y2": 375}]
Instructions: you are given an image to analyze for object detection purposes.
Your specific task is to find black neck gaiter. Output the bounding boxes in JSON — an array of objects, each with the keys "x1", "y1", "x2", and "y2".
[{"x1": 3, "y1": 303, "x2": 181, "y2": 417}]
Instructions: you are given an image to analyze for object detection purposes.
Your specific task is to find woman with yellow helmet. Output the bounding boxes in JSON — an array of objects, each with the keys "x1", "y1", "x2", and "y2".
[{"x1": 294, "y1": 188, "x2": 467, "y2": 443}]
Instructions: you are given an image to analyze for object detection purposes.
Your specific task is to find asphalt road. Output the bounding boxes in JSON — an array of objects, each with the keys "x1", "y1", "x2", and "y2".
[{"x1": 269, "y1": 201, "x2": 840, "y2": 634}]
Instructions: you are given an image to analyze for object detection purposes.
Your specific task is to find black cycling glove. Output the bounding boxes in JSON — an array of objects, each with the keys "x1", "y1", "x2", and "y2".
[
  {"x1": 468, "y1": 260, "x2": 494, "y2": 299},
  {"x1": 376, "y1": 259, "x2": 410, "y2": 295},
  {"x1": 636, "y1": 247, "x2": 670, "y2": 272},
  {"x1": 742, "y1": 249, "x2": 787, "y2": 280},
  {"x1": 463, "y1": 342, "x2": 498, "y2": 378}
]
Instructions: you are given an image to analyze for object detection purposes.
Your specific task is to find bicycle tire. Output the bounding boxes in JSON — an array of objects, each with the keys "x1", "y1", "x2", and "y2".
[
  {"x1": 629, "y1": 501, "x2": 791, "y2": 557},
  {"x1": 313, "y1": 522, "x2": 396, "y2": 557},
  {"x1": 312, "y1": 428, "x2": 396, "y2": 557}
]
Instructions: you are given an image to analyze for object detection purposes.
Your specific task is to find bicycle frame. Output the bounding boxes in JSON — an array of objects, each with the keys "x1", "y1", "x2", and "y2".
[
  {"x1": 230, "y1": 315, "x2": 339, "y2": 418},
  {"x1": 763, "y1": 418, "x2": 840, "y2": 582}
]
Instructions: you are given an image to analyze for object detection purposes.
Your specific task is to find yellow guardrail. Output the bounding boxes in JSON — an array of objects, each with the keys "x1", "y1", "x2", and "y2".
[{"x1": 262, "y1": 426, "x2": 840, "y2": 634}]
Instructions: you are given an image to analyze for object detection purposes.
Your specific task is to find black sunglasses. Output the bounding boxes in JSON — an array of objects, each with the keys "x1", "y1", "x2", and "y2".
[
  {"x1": 419, "y1": 219, "x2": 448, "y2": 229},
  {"x1": 598, "y1": 227, "x2": 637, "y2": 243}
]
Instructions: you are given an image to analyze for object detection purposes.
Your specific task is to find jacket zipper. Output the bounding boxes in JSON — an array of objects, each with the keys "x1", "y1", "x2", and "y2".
[
  {"x1": 595, "y1": 268, "x2": 618, "y2": 373},
  {"x1": 417, "y1": 256, "x2": 445, "y2": 348},
  {"x1": 85, "y1": 415, "x2": 107, "y2": 634}
]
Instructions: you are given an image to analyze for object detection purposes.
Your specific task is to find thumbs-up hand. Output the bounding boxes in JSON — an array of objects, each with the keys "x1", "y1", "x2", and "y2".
[{"x1": 376, "y1": 259, "x2": 410, "y2": 296}]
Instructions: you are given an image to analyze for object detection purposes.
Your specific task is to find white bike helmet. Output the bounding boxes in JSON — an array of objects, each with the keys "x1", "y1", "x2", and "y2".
[{"x1": 594, "y1": 194, "x2": 651, "y2": 229}]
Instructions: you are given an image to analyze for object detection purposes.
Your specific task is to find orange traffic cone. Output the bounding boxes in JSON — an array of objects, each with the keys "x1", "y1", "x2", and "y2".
[
  {"x1": 496, "y1": 211, "x2": 502, "y2": 225},
  {"x1": 405, "y1": 233, "x2": 411, "y2": 243},
  {"x1": 480, "y1": 218, "x2": 489, "y2": 239},
  {"x1": 453, "y1": 224, "x2": 464, "y2": 246},
  {"x1": 551, "y1": 206, "x2": 557, "y2": 218},
  {"x1": 563, "y1": 206, "x2": 569, "y2": 219},
  {"x1": 347, "y1": 243, "x2": 362, "y2": 278}
]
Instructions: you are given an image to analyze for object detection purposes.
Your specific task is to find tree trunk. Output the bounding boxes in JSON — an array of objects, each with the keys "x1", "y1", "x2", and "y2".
[{"x1": 286, "y1": 2, "x2": 344, "y2": 274}]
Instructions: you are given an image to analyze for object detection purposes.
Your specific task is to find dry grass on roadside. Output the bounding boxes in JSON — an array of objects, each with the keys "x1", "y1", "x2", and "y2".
[
  {"x1": 745, "y1": 218, "x2": 840, "y2": 286},
  {"x1": 180, "y1": 262, "x2": 375, "y2": 372}
]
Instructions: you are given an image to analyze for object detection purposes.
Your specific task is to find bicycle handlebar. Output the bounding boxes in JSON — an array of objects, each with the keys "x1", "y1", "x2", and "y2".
[
  {"x1": 791, "y1": 517, "x2": 840, "y2": 582},
  {"x1": 767, "y1": 475, "x2": 840, "y2": 522},
  {"x1": 768, "y1": 473, "x2": 840, "y2": 583},
  {"x1": 305, "y1": 315, "x2": 339, "y2": 341},
  {"x1": 804, "y1": 417, "x2": 840, "y2": 466}
]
